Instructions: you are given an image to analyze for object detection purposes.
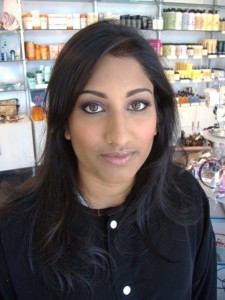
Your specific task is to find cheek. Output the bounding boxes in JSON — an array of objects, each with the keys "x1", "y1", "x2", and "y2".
[
  {"x1": 139, "y1": 121, "x2": 157, "y2": 144},
  {"x1": 67, "y1": 125, "x2": 99, "y2": 153}
]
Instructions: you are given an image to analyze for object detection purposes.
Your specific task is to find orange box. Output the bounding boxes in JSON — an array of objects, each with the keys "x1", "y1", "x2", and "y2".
[{"x1": 32, "y1": 106, "x2": 46, "y2": 121}]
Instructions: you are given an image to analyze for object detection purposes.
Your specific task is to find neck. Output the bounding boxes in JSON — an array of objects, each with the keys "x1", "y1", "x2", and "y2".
[{"x1": 78, "y1": 176, "x2": 134, "y2": 210}]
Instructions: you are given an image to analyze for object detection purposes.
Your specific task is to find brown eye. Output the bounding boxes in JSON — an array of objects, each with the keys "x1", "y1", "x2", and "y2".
[
  {"x1": 132, "y1": 102, "x2": 142, "y2": 110},
  {"x1": 82, "y1": 103, "x2": 104, "y2": 114},
  {"x1": 88, "y1": 104, "x2": 99, "y2": 112},
  {"x1": 128, "y1": 101, "x2": 149, "y2": 111}
]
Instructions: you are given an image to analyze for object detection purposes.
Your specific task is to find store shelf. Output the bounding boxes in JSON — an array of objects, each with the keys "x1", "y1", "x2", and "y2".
[
  {"x1": 161, "y1": 29, "x2": 223, "y2": 32},
  {"x1": 22, "y1": 0, "x2": 155, "y2": 2},
  {"x1": 99, "y1": 0, "x2": 156, "y2": 3},
  {"x1": 0, "y1": 29, "x2": 22, "y2": 34},
  {"x1": 0, "y1": 60, "x2": 24, "y2": 63},
  {"x1": 159, "y1": 1, "x2": 225, "y2": 9},
  {"x1": 175, "y1": 146, "x2": 212, "y2": 152},
  {"x1": 24, "y1": 29, "x2": 80, "y2": 32},
  {"x1": 0, "y1": 89, "x2": 25, "y2": 93},
  {"x1": 169, "y1": 79, "x2": 214, "y2": 84},
  {"x1": 26, "y1": 59, "x2": 55, "y2": 62},
  {"x1": 163, "y1": 54, "x2": 222, "y2": 60}
]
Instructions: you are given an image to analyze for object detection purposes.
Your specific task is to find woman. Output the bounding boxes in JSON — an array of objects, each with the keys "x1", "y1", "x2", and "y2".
[{"x1": 0, "y1": 20, "x2": 216, "y2": 299}]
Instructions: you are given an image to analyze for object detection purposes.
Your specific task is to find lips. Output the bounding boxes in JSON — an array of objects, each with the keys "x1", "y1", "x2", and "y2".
[{"x1": 101, "y1": 151, "x2": 134, "y2": 166}]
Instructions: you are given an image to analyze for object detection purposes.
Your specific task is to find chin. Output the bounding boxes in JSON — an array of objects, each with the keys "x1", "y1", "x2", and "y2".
[{"x1": 101, "y1": 171, "x2": 136, "y2": 184}]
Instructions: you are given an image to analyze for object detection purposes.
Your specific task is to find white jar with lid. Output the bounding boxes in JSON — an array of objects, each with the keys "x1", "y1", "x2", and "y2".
[{"x1": 22, "y1": 13, "x2": 33, "y2": 30}]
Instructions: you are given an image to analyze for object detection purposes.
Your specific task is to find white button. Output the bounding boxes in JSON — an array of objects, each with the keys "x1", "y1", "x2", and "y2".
[
  {"x1": 110, "y1": 220, "x2": 117, "y2": 229},
  {"x1": 123, "y1": 286, "x2": 131, "y2": 295}
]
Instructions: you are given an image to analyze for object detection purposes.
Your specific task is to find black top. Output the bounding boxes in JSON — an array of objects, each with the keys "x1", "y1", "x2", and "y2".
[{"x1": 0, "y1": 171, "x2": 217, "y2": 300}]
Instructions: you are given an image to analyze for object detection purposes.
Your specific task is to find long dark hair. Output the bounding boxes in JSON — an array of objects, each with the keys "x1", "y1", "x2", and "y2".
[{"x1": 0, "y1": 20, "x2": 193, "y2": 295}]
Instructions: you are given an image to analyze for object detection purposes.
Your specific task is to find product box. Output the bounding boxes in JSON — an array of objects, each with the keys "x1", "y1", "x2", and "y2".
[
  {"x1": 58, "y1": 44, "x2": 65, "y2": 54},
  {"x1": 73, "y1": 14, "x2": 81, "y2": 30},
  {"x1": 0, "y1": 98, "x2": 19, "y2": 116},
  {"x1": 49, "y1": 44, "x2": 59, "y2": 60},
  {"x1": 48, "y1": 14, "x2": 67, "y2": 29},
  {"x1": 67, "y1": 14, "x2": 73, "y2": 29}
]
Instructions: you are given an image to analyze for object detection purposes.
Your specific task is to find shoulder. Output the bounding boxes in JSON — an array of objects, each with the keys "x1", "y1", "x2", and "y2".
[
  {"x1": 0, "y1": 213, "x2": 29, "y2": 299},
  {"x1": 175, "y1": 168, "x2": 201, "y2": 187},
  {"x1": 164, "y1": 168, "x2": 211, "y2": 230},
  {"x1": 169, "y1": 168, "x2": 207, "y2": 201},
  {"x1": 0, "y1": 213, "x2": 54, "y2": 300},
  {"x1": 0, "y1": 196, "x2": 33, "y2": 254},
  {"x1": 0, "y1": 212, "x2": 28, "y2": 256}
]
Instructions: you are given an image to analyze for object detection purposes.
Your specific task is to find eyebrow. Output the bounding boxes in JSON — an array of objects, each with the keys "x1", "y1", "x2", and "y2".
[
  {"x1": 127, "y1": 88, "x2": 153, "y2": 97},
  {"x1": 81, "y1": 88, "x2": 153, "y2": 98}
]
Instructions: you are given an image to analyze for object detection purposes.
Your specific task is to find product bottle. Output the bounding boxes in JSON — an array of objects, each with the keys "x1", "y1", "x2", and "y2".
[
  {"x1": 40, "y1": 45, "x2": 49, "y2": 60},
  {"x1": 158, "y1": 17, "x2": 164, "y2": 30},
  {"x1": 36, "y1": 70, "x2": 43, "y2": 85},
  {"x1": 44, "y1": 66, "x2": 51, "y2": 83},
  {"x1": 201, "y1": 10, "x2": 207, "y2": 30},
  {"x1": 175, "y1": 9, "x2": 182, "y2": 30},
  {"x1": 153, "y1": 17, "x2": 158, "y2": 30},
  {"x1": 80, "y1": 14, "x2": 87, "y2": 29},
  {"x1": 87, "y1": 12, "x2": 94, "y2": 26},
  {"x1": 22, "y1": 13, "x2": 33, "y2": 30},
  {"x1": 35, "y1": 44, "x2": 41, "y2": 60},
  {"x1": 27, "y1": 72, "x2": 36, "y2": 89},
  {"x1": 10, "y1": 50, "x2": 15, "y2": 61},
  {"x1": 194, "y1": 10, "x2": 201, "y2": 30},
  {"x1": 212, "y1": 10, "x2": 220, "y2": 31},
  {"x1": 182, "y1": 9, "x2": 189, "y2": 30},
  {"x1": 168, "y1": 8, "x2": 176, "y2": 30},
  {"x1": 162, "y1": 9, "x2": 168, "y2": 29},
  {"x1": 25, "y1": 41, "x2": 35, "y2": 60},
  {"x1": 206, "y1": 10, "x2": 213, "y2": 31},
  {"x1": 188, "y1": 9, "x2": 195, "y2": 30}
]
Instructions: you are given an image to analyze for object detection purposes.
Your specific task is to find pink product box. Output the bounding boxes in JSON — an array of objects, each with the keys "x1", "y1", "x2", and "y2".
[{"x1": 148, "y1": 39, "x2": 162, "y2": 56}]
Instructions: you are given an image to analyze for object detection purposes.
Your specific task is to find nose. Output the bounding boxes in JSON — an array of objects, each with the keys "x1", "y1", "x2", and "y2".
[{"x1": 104, "y1": 111, "x2": 130, "y2": 146}]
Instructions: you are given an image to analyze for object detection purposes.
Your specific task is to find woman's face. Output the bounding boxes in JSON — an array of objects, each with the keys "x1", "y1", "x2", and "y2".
[{"x1": 65, "y1": 55, "x2": 157, "y2": 186}]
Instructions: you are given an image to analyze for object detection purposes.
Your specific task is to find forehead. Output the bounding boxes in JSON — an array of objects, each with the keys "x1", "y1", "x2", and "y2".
[{"x1": 84, "y1": 55, "x2": 153, "y2": 90}]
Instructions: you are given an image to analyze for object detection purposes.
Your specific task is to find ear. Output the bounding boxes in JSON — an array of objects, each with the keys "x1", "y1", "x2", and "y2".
[
  {"x1": 64, "y1": 127, "x2": 71, "y2": 140},
  {"x1": 154, "y1": 125, "x2": 158, "y2": 136}
]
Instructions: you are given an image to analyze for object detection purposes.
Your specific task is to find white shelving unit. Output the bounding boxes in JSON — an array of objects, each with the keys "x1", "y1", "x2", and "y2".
[{"x1": 0, "y1": 114, "x2": 35, "y2": 171}]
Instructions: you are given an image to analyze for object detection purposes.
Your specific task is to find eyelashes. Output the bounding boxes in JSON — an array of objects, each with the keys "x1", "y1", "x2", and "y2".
[{"x1": 81, "y1": 100, "x2": 151, "y2": 114}]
